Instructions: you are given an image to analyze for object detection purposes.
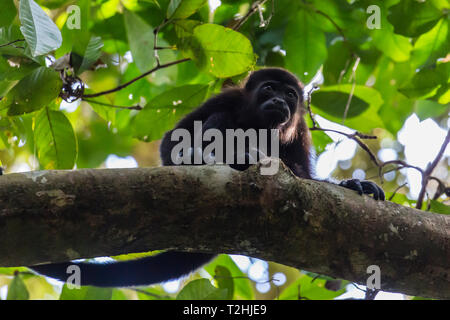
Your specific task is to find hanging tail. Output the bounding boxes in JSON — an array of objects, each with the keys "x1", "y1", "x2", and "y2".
[{"x1": 30, "y1": 251, "x2": 215, "y2": 287}]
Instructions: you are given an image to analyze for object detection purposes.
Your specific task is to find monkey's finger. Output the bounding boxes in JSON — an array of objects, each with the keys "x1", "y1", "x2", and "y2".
[
  {"x1": 362, "y1": 181, "x2": 380, "y2": 200},
  {"x1": 376, "y1": 184, "x2": 385, "y2": 201},
  {"x1": 339, "y1": 179, "x2": 363, "y2": 196}
]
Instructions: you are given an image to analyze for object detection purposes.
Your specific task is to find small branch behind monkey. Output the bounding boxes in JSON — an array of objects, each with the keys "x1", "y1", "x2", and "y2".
[
  {"x1": 82, "y1": 58, "x2": 190, "y2": 98},
  {"x1": 153, "y1": 18, "x2": 171, "y2": 67},
  {"x1": 0, "y1": 39, "x2": 25, "y2": 48},
  {"x1": 342, "y1": 56, "x2": 360, "y2": 125},
  {"x1": 305, "y1": 85, "x2": 379, "y2": 167},
  {"x1": 415, "y1": 129, "x2": 450, "y2": 209},
  {"x1": 305, "y1": 85, "x2": 449, "y2": 207},
  {"x1": 81, "y1": 98, "x2": 143, "y2": 111},
  {"x1": 230, "y1": 0, "x2": 270, "y2": 30}
]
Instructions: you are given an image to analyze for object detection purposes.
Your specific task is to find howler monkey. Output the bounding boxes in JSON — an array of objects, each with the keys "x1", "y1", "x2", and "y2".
[{"x1": 30, "y1": 68, "x2": 384, "y2": 287}]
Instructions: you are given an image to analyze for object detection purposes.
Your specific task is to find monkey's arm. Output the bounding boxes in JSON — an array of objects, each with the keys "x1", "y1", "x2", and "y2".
[{"x1": 160, "y1": 90, "x2": 244, "y2": 166}]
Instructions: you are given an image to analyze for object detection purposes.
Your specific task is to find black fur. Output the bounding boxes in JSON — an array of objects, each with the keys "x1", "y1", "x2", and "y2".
[
  {"x1": 30, "y1": 68, "x2": 384, "y2": 287},
  {"x1": 31, "y1": 252, "x2": 214, "y2": 287}
]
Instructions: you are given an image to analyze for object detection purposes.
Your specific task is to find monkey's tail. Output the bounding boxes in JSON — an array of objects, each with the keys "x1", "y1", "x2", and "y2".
[{"x1": 30, "y1": 251, "x2": 215, "y2": 287}]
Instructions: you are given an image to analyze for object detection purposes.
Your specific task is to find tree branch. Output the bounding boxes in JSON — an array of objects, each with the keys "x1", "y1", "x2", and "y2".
[
  {"x1": 81, "y1": 98, "x2": 143, "y2": 110},
  {"x1": 0, "y1": 161, "x2": 448, "y2": 299},
  {"x1": 416, "y1": 129, "x2": 450, "y2": 209},
  {"x1": 81, "y1": 58, "x2": 190, "y2": 98}
]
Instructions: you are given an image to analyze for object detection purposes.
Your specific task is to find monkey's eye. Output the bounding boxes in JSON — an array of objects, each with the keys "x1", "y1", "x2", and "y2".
[
  {"x1": 286, "y1": 90, "x2": 297, "y2": 99},
  {"x1": 262, "y1": 85, "x2": 274, "y2": 92}
]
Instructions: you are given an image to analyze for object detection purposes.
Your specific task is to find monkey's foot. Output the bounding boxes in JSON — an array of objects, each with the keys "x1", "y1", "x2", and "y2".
[{"x1": 339, "y1": 179, "x2": 385, "y2": 201}]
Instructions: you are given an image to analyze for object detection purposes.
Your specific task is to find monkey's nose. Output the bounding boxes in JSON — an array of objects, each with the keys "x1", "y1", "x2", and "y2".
[{"x1": 272, "y1": 97, "x2": 284, "y2": 105}]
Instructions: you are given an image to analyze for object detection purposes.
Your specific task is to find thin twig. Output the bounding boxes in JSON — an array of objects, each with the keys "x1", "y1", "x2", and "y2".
[
  {"x1": 416, "y1": 129, "x2": 450, "y2": 209},
  {"x1": 311, "y1": 127, "x2": 380, "y2": 167},
  {"x1": 305, "y1": 85, "x2": 320, "y2": 128},
  {"x1": 388, "y1": 183, "x2": 408, "y2": 201},
  {"x1": 305, "y1": 85, "x2": 379, "y2": 167},
  {"x1": 256, "y1": 0, "x2": 273, "y2": 27},
  {"x1": 82, "y1": 98, "x2": 143, "y2": 110},
  {"x1": 424, "y1": 129, "x2": 450, "y2": 176},
  {"x1": 313, "y1": 9, "x2": 347, "y2": 42},
  {"x1": 153, "y1": 19, "x2": 170, "y2": 67},
  {"x1": 82, "y1": 58, "x2": 190, "y2": 98},
  {"x1": 429, "y1": 176, "x2": 447, "y2": 200},
  {"x1": 0, "y1": 39, "x2": 25, "y2": 48},
  {"x1": 337, "y1": 58, "x2": 351, "y2": 84},
  {"x1": 232, "y1": 0, "x2": 269, "y2": 30},
  {"x1": 342, "y1": 56, "x2": 360, "y2": 124},
  {"x1": 379, "y1": 160, "x2": 424, "y2": 177},
  {"x1": 132, "y1": 288, "x2": 171, "y2": 299},
  {"x1": 154, "y1": 46, "x2": 176, "y2": 50}
]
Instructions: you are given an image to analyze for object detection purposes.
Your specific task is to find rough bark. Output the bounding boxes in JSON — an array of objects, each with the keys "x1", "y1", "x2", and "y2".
[{"x1": 0, "y1": 160, "x2": 448, "y2": 299}]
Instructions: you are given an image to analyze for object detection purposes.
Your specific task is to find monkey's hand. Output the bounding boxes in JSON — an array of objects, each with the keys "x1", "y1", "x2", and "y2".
[
  {"x1": 229, "y1": 147, "x2": 267, "y2": 171},
  {"x1": 339, "y1": 179, "x2": 385, "y2": 201}
]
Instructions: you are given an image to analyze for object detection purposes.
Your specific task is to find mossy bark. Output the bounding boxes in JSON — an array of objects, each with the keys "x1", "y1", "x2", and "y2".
[{"x1": 0, "y1": 160, "x2": 448, "y2": 299}]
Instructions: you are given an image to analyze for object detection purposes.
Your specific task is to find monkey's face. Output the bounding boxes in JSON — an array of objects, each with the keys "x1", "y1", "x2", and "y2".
[{"x1": 254, "y1": 80, "x2": 300, "y2": 128}]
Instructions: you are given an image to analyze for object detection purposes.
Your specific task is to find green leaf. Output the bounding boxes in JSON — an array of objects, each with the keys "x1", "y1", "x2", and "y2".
[
  {"x1": 19, "y1": 0, "x2": 62, "y2": 56},
  {"x1": 173, "y1": 19, "x2": 202, "y2": 55},
  {"x1": 0, "y1": 267, "x2": 29, "y2": 275},
  {"x1": 54, "y1": 0, "x2": 90, "y2": 59},
  {"x1": 84, "y1": 287, "x2": 113, "y2": 300},
  {"x1": 174, "y1": 19, "x2": 202, "y2": 39},
  {"x1": 388, "y1": 0, "x2": 444, "y2": 37},
  {"x1": 0, "y1": 25, "x2": 27, "y2": 57},
  {"x1": 72, "y1": 36, "x2": 104, "y2": 75},
  {"x1": 378, "y1": 92, "x2": 414, "y2": 135},
  {"x1": 322, "y1": 40, "x2": 351, "y2": 85},
  {"x1": 7, "y1": 274, "x2": 30, "y2": 300},
  {"x1": 414, "y1": 99, "x2": 448, "y2": 121},
  {"x1": 92, "y1": 14, "x2": 127, "y2": 42},
  {"x1": 124, "y1": 9, "x2": 155, "y2": 73},
  {"x1": 411, "y1": 19, "x2": 449, "y2": 69},
  {"x1": 176, "y1": 279, "x2": 228, "y2": 300},
  {"x1": 213, "y1": 266, "x2": 234, "y2": 299},
  {"x1": 429, "y1": 200, "x2": 450, "y2": 215},
  {"x1": 60, "y1": 285, "x2": 113, "y2": 300},
  {"x1": 167, "y1": 0, "x2": 207, "y2": 19},
  {"x1": 0, "y1": 0, "x2": 17, "y2": 28},
  {"x1": 0, "y1": 56, "x2": 39, "y2": 82},
  {"x1": 311, "y1": 85, "x2": 384, "y2": 119},
  {"x1": 34, "y1": 108, "x2": 77, "y2": 170},
  {"x1": 399, "y1": 68, "x2": 444, "y2": 99},
  {"x1": 204, "y1": 254, "x2": 254, "y2": 300},
  {"x1": 312, "y1": 92, "x2": 368, "y2": 119},
  {"x1": 370, "y1": 5, "x2": 413, "y2": 62},
  {"x1": 311, "y1": 85, "x2": 385, "y2": 131},
  {"x1": 0, "y1": 80, "x2": 18, "y2": 98},
  {"x1": 279, "y1": 273, "x2": 346, "y2": 300},
  {"x1": 311, "y1": 130, "x2": 333, "y2": 155},
  {"x1": 0, "y1": 66, "x2": 62, "y2": 116},
  {"x1": 133, "y1": 84, "x2": 209, "y2": 141},
  {"x1": 82, "y1": 94, "x2": 116, "y2": 125},
  {"x1": 284, "y1": 9, "x2": 327, "y2": 83},
  {"x1": 189, "y1": 24, "x2": 255, "y2": 78}
]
